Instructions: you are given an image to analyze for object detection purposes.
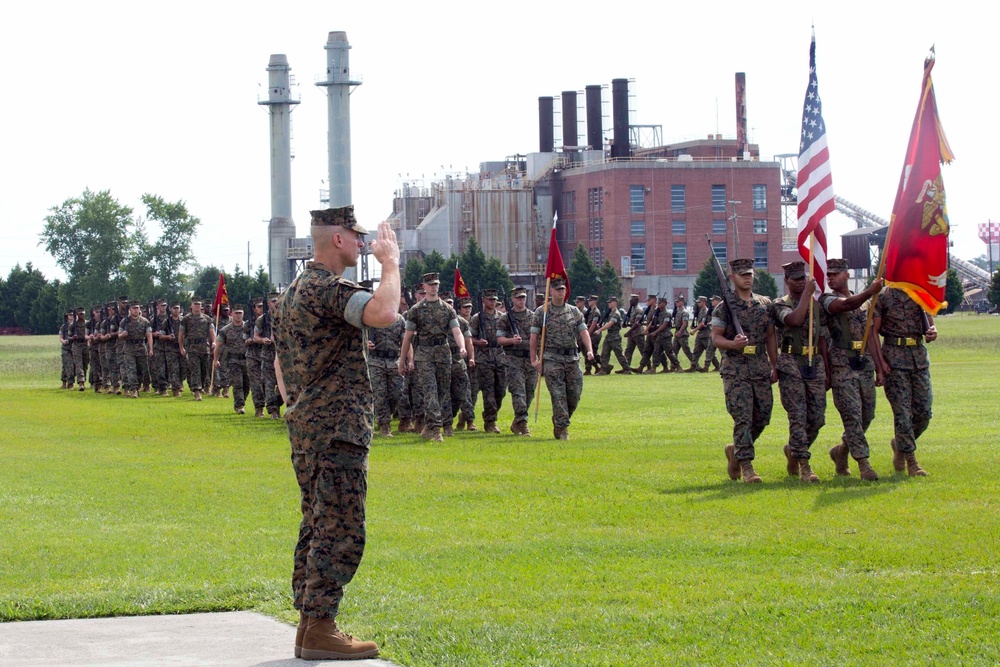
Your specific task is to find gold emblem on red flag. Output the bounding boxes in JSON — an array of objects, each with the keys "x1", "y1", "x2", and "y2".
[{"x1": 917, "y1": 175, "x2": 949, "y2": 236}]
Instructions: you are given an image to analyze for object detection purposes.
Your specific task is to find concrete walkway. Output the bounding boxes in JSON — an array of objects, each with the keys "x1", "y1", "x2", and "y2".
[{"x1": 0, "y1": 611, "x2": 402, "y2": 667}]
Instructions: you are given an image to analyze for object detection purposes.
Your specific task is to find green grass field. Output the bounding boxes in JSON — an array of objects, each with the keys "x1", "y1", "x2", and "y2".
[{"x1": 2, "y1": 314, "x2": 999, "y2": 665}]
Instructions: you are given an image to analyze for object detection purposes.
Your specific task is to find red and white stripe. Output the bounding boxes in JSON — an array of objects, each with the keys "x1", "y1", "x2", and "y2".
[{"x1": 797, "y1": 134, "x2": 832, "y2": 296}]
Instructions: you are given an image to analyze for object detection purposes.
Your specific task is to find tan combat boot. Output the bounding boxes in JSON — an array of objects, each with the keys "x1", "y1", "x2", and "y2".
[
  {"x1": 554, "y1": 426, "x2": 569, "y2": 440},
  {"x1": 173, "y1": 388, "x2": 181, "y2": 397},
  {"x1": 397, "y1": 417, "x2": 411, "y2": 434},
  {"x1": 294, "y1": 611, "x2": 307, "y2": 658},
  {"x1": 442, "y1": 424, "x2": 454, "y2": 437},
  {"x1": 890, "y1": 438, "x2": 906, "y2": 472},
  {"x1": 419, "y1": 424, "x2": 433, "y2": 440},
  {"x1": 799, "y1": 458, "x2": 820, "y2": 483},
  {"x1": 194, "y1": 391, "x2": 202, "y2": 401},
  {"x1": 379, "y1": 423, "x2": 393, "y2": 437},
  {"x1": 466, "y1": 421, "x2": 478, "y2": 432},
  {"x1": 235, "y1": 407, "x2": 245, "y2": 415},
  {"x1": 510, "y1": 420, "x2": 523, "y2": 435},
  {"x1": 520, "y1": 422, "x2": 531, "y2": 436},
  {"x1": 484, "y1": 421, "x2": 500, "y2": 434},
  {"x1": 783, "y1": 445, "x2": 798, "y2": 476},
  {"x1": 299, "y1": 618, "x2": 379, "y2": 661},
  {"x1": 255, "y1": 407, "x2": 265, "y2": 418},
  {"x1": 429, "y1": 426, "x2": 444, "y2": 442},
  {"x1": 830, "y1": 443, "x2": 851, "y2": 476},
  {"x1": 904, "y1": 452, "x2": 928, "y2": 477},
  {"x1": 269, "y1": 410, "x2": 281, "y2": 420},
  {"x1": 455, "y1": 414, "x2": 466, "y2": 431},
  {"x1": 724, "y1": 444, "x2": 740, "y2": 481},
  {"x1": 856, "y1": 457, "x2": 879, "y2": 481},
  {"x1": 222, "y1": 388, "x2": 230, "y2": 399},
  {"x1": 740, "y1": 460, "x2": 762, "y2": 483}
]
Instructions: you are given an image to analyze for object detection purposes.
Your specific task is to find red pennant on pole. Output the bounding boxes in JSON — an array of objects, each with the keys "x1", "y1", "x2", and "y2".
[
  {"x1": 454, "y1": 265, "x2": 470, "y2": 300},
  {"x1": 211, "y1": 272, "x2": 229, "y2": 317},
  {"x1": 545, "y1": 213, "x2": 569, "y2": 292}
]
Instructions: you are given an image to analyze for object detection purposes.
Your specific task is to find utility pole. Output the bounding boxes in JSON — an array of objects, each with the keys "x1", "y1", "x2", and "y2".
[{"x1": 728, "y1": 199, "x2": 742, "y2": 259}]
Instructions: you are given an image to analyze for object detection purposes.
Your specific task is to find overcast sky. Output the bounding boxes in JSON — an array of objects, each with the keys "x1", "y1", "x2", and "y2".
[{"x1": 1, "y1": 1, "x2": 994, "y2": 283}]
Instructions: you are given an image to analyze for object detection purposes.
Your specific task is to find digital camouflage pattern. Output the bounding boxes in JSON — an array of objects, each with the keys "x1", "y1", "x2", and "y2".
[
  {"x1": 449, "y1": 314, "x2": 474, "y2": 424},
  {"x1": 272, "y1": 260, "x2": 375, "y2": 621},
  {"x1": 161, "y1": 315, "x2": 185, "y2": 392},
  {"x1": 670, "y1": 306, "x2": 693, "y2": 368},
  {"x1": 218, "y1": 320, "x2": 250, "y2": 409},
  {"x1": 531, "y1": 303, "x2": 586, "y2": 428},
  {"x1": 245, "y1": 310, "x2": 264, "y2": 410},
  {"x1": 470, "y1": 309, "x2": 506, "y2": 423},
  {"x1": 405, "y1": 299, "x2": 459, "y2": 427},
  {"x1": 691, "y1": 304, "x2": 718, "y2": 371},
  {"x1": 255, "y1": 313, "x2": 281, "y2": 414},
  {"x1": 585, "y1": 307, "x2": 603, "y2": 373},
  {"x1": 598, "y1": 307, "x2": 630, "y2": 371},
  {"x1": 772, "y1": 295, "x2": 828, "y2": 459},
  {"x1": 875, "y1": 287, "x2": 933, "y2": 454},
  {"x1": 499, "y1": 306, "x2": 536, "y2": 425},
  {"x1": 624, "y1": 305, "x2": 650, "y2": 366},
  {"x1": 712, "y1": 293, "x2": 774, "y2": 461},
  {"x1": 120, "y1": 315, "x2": 152, "y2": 392},
  {"x1": 70, "y1": 318, "x2": 87, "y2": 386},
  {"x1": 182, "y1": 312, "x2": 213, "y2": 392},
  {"x1": 821, "y1": 292, "x2": 877, "y2": 459},
  {"x1": 367, "y1": 314, "x2": 405, "y2": 429}
]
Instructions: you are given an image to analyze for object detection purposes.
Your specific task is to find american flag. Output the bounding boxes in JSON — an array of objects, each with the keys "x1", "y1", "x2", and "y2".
[{"x1": 797, "y1": 31, "x2": 833, "y2": 296}]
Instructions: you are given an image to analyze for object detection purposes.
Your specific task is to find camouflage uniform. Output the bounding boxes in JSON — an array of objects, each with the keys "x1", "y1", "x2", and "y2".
[
  {"x1": 531, "y1": 302, "x2": 586, "y2": 429},
  {"x1": 58, "y1": 319, "x2": 74, "y2": 386},
  {"x1": 470, "y1": 308, "x2": 507, "y2": 425},
  {"x1": 448, "y1": 313, "x2": 475, "y2": 425},
  {"x1": 820, "y1": 291, "x2": 877, "y2": 460},
  {"x1": 499, "y1": 305, "x2": 536, "y2": 427},
  {"x1": 671, "y1": 305, "x2": 694, "y2": 369},
  {"x1": 625, "y1": 304, "x2": 651, "y2": 367},
  {"x1": 245, "y1": 307, "x2": 265, "y2": 411},
  {"x1": 712, "y1": 293, "x2": 774, "y2": 461},
  {"x1": 772, "y1": 295, "x2": 828, "y2": 460},
  {"x1": 86, "y1": 314, "x2": 103, "y2": 389},
  {"x1": 405, "y1": 299, "x2": 459, "y2": 429},
  {"x1": 256, "y1": 309, "x2": 284, "y2": 417},
  {"x1": 120, "y1": 314, "x2": 152, "y2": 393},
  {"x1": 598, "y1": 306, "x2": 630, "y2": 372},
  {"x1": 70, "y1": 316, "x2": 88, "y2": 387},
  {"x1": 875, "y1": 287, "x2": 933, "y2": 455},
  {"x1": 213, "y1": 312, "x2": 232, "y2": 393},
  {"x1": 651, "y1": 305, "x2": 676, "y2": 370},
  {"x1": 639, "y1": 305, "x2": 666, "y2": 370},
  {"x1": 367, "y1": 314, "x2": 405, "y2": 431},
  {"x1": 218, "y1": 319, "x2": 250, "y2": 410},
  {"x1": 160, "y1": 313, "x2": 186, "y2": 393},
  {"x1": 181, "y1": 311, "x2": 213, "y2": 393},
  {"x1": 690, "y1": 302, "x2": 718, "y2": 371},
  {"x1": 149, "y1": 309, "x2": 169, "y2": 393},
  {"x1": 585, "y1": 305, "x2": 603, "y2": 374},
  {"x1": 272, "y1": 259, "x2": 375, "y2": 621},
  {"x1": 101, "y1": 310, "x2": 120, "y2": 392}
]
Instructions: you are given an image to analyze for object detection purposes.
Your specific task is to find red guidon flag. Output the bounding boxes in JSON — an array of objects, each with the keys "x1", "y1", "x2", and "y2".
[
  {"x1": 212, "y1": 272, "x2": 229, "y2": 317},
  {"x1": 545, "y1": 212, "x2": 569, "y2": 292},
  {"x1": 454, "y1": 265, "x2": 470, "y2": 300},
  {"x1": 883, "y1": 48, "x2": 954, "y2": 315}
]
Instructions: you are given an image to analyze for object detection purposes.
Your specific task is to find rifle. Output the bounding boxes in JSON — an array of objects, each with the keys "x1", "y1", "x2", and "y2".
[
  {"x1": 501, "y1": 288, "x2": 520, "y2": 338},
  {"x1": 402, "y1": 287, "x2": 415, "y2": 309},
  {"x1": 599, "y1": 306, "x2": 612, "y2": 327},
  {"x1": 706, "y1": 234, "x2": 745, "y2": 338}
]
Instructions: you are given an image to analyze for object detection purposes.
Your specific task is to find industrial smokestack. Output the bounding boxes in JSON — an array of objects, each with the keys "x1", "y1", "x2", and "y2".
[
  {"x1": 585, "y1": 85, "x2": 602, "y2": 151},
  {"x1": 735, "y1": 72, "x2": 747, "y2": 159},
  {"x1": 259, "y1": 53, "x2": 299, "y2": 290},
  {"x1": 561, "y1": 90, "x2": 578, "y2": 150},
  {"x1": 316, "y1": 31, "x2": 361, "y2": 208},
  {"x1": 611, "y1": 78, "x2": 630, "y2": 159},
  {"x1": 538, "y1": 96, "x2": 554, "y2": 153}
]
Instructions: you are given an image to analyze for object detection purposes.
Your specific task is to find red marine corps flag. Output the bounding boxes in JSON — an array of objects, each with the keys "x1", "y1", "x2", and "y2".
[
  {"x1": 211, "y1": 272, "x2": 229, "y2": 318},
  {"x1": 881, "y1": 47, "x2": 955, "y2": 315},
  {"x1": 797, "y1": 30, "x2": 833, "y2": 297},
  {"x1": 454, "y1": 264, "x2": 470, "y2": 300}
]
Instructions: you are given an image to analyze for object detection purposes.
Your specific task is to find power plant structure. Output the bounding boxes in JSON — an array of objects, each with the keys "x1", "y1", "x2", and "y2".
[
  {"x1": 389, "y1": 75, "x2": 792, "y2": 301},
  {"x1": 262, "y1": 31, "x2": 365, "y2": 289}
]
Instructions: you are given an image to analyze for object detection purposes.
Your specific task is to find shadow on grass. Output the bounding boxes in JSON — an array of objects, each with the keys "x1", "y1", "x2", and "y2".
[{"x1": 658, "y1": 471, "x2": 910, "y2": 506}]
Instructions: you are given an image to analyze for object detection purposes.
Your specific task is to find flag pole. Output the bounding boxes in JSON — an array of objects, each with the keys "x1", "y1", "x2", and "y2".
[
  {"x1": 532, "y1": 276, "x2": 551, "y2": 422},
  {"x1": 211, "y1": 302, "x2": 220, "y2": 392},
  {"x1": 807, "y1": 231, "x2": 816, "y2": 368}
]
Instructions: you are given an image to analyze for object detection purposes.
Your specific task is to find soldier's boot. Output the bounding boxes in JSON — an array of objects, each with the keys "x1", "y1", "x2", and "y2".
[
  {"x1": 485, "y1": 421, "x2": 500, "y2": 434},
  {"x1": 95, "y1": 385, "x2": 103, "y2": 394},
  {"x1": 173, "y1": 388, "x2": 181, "y2": 397},
  {"x1": 299, "y1": 618, "x2": 379, "y2": 661},
  {"x1": 78, "y1": 383, "x2": 85, "y2": 391},
  {"x1": 583, "y1": 368, "x2": 592, "y2": 376},
  {"x1": 510, "y1": 420, "x2": 523, "y2": 435},
  {"x1": 553, "y1": 426, "x2": 569, "y2": 440},
  {"x1": 194, "y1": 391, "x2": 202, "y2": 401},
  {"x1": 697, "y1": 366, "x2": 708, "y2": 373},
  {"x1": 740, "y1": 460, "x2": 762, "y2": 484},
  {"x1": 294, "y1": 610, "x2": 307, "y2": 659},
  {"x1": 60, "y1": 381, "x2": 67, "y2": 389},
  {"x1": 830, "y1": 443, "x2": 851, "y2": 476},
  {"x1": 235, "y1": 407, "x2": 245, "y2": 415},
  {"x1": 222, "y1": 388, "x2": 230, "y2": 399},
  {"x1": 429, "y1": 426, "x2": 444, "y2": 443},
  {"x1": 419, "y1": 424, "x2": 433, "y2": 440},
  {"x1": 643, "y1": 367, "x2": 657, "y2": 375},
  {"x1": 798, "y1": 459, "x2": 820, "y2": 483},
  {"x1": 397, "y1": 418, "x2": 411, "y2": 434},
  {"x1": 904, "y1": 452, "x2": 928, "y2": 477},
  {"x1": 413, "y1": 419, "x2": 424, "y2": 433},
  {"x1": 142, "y1": 384, "x2": 150, "y2": 393},
  {"x1": 255, "y1": 407, "x2": 265, "y2": 418},
  {"x1": 269, "y1": 409, "x2": 281, "y2": 420},
  {"x1": 466, "y1": 421, "x2": 478, "y2": 432},
  {"x1": 379, "y1": 423, "x2": 393, "y2": 437},
  {"x1": 684, "y1": 365, "x2": 698, "y2": 373},
  {"x1": 456, "y1": 414, "x2": 466, "y2": 431},
  {"x1": 856, "y1": 457, "x2": 879, "y2": 481},
  {"x1": 443, "y1": 424, "x2": 455, "y2": 437},
  {"x1": 890, "y1": 437, "x2": 906, "y2": 472},
  {"x1": 659, "y1": 363, "x2": 671, "y2": 374},
  {"x1": 783, "y1": 445, "x2": 798, "y2": 476},
  {"x1": 724, "y1": 444, "x2": 740, "y2": 481},
  {"x1": 115, "y1": 387, "x2": 123, "y2": 395},
  {"x1": 520, "y1": 422, "x2": 531, "y2": 436}
]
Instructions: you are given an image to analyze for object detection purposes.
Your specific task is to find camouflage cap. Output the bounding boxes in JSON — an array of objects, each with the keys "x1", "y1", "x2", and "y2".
[
  {"x1": 483, "y1": 289, "x2": 498, "y2": 299},
  {"x1": 458, "y1": 297, "x2": 473, "y2": 307},
  {"x1": 608, "y1": 295, "x2": 619, "y2": 303},
  {"x1": 267, "y1": 292, "x2": 280, "y2": 301},
  {"x1": 155, "y1": 299, "x2": 167, "y2": 305},
  {"x1": 128, "y1": 300, "x2": 141, "y2": 307},
  {"x1": 574, "y1": 295, "x2": 585, "y2": 302},
  {"x1": 658, "y1": 296, "x2": 669, "y2": 303},
  {"x1": 118, "y1": 295, "x2": 129, "y2": 301},
  {"x1": 630, "y1": 293, "x2": 640, "y2": 299},
  {"x1": 550, "y1": 278, "x2": 567, "y2": 288},
  {"x1": 252, "y1": 297, "x2": 263, "y2": 305},
  {"x1": 647, "y1": 294, "x2": 658, "y2": 301},
  {"x1": 512, "y1": 287, "x2": 527, "y2": 297},
  {"x1": 782, "y1": 260, "x2": 806, "y2": 279},
  {"x1": 534, "y1": 293, "x2": 545, "y2": 302},
  {"x1": 105, "y1": 301, "x2": 116, "y2": 308},
  {"x1": 439, "y1": 290, "x2": 453, "y2": 300},
  {"x1": 674, "y1": 294, "x2": 686, "y2": 302},
  {"x1": 422, "y1": 272, "x2": 440, "y2": 285},
  {"x1": 711, "y1": 295, "x2": 722, "y2": 301},
  {"x1": 170, "y1": 301, "x2": 182, "y2": 308},
  {"x1": 589, "y1": 294, "x2": 599, "y2": 301},
  {"x1": 190, "y1": 298, "x2": 203, "y2": 305},
  {"x1": 309, "y1": 205, "x2": 369, "y2": 234},
  {"x1": 697, "y1": 295, "x2": 708, "y2": 302},
  {"x1": 827, "y1": 258, "x2": 850, "y2": 272},
  {"x1": 75, "y1": 307, "x2": 86, "y2": 313},
  {"x1": 231, "y1": 304, "x2": 244, "y2": 312},
  {"x1": 729, "y1": 258, "x2": 755, "y2": 275}
]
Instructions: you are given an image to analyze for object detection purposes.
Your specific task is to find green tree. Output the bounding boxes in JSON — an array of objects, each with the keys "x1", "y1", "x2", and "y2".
[
  {"x1": 459, "y1": 237, "x2": 487, "y2": 296},
  {"x1": 596, "y1": 259, "x2": 622, "y2": 307},
  {"x1": 753, "y1": 269, "x2": 779, "y2": 299},
  {"x1": 692, "y1": 257, "x2": 722, "y2": 303},
  {"x1": 191, "y1": 265, "x2": 223, "y2": 304},
  {"x1": 403, "y1": 257, "x2": 424, "y2": 289},
  {"x1": 482, "y1": 257, "x2": 514, "y2": 296},
  {"x1": 422, "y1": 250, "x2": 446, "y2": 277},
  {"x1": 40, "y1": 189, "x2": 135, "y2": 307},
  {"x1": 0, "y1": 263, "x2": 61, "y2": 332},
  {"x1": 944, "y1": 268, "x2": 964, "y2": 313},
  {"x1": 567, "y1": 243, "x2": 598, "y2": 300},
  {"x1": 142, "y1": 194, "x2": 201, "y2": 300},
  {"x1": 29, "y1": 280, "x2": 63, "y2": 334},
  {"x1": 988, "y1": 270, "x2": 1000, "y2": 308}
]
